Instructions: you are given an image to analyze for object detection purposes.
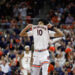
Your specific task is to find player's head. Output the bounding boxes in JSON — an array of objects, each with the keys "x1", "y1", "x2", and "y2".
[
  {"x1": 25, "y1": 45, "x2": 30, "y2": 51},
  {"x1": 37, "y1": 19, "x2": 48, "y2": 26}
]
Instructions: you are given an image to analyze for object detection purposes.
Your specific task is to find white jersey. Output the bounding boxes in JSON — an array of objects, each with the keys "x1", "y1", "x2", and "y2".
[
  {"x1": 22, "y1": 51, "x2": 31, "y2": 65},
  {"x1": 27, "y1": 25, "x2": 55, "y2": 50},
  {"x1": 28, "y1": 25, "x2": 50, "y2": 50},
  {"x1": 32, "y1": 25, "x2": 50, "y2": 50},
  {"x1": 21, "y1": 51, "x2": 32, "y2": 70}
]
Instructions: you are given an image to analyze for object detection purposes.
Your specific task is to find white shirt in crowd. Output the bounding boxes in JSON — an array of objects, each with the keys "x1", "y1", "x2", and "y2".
[
  {"x1": 55, "y1": 52, "x2": 66, "y2": 67},
  {"x1": 18, "y1": 7, "x2": 27, "y2": 17},
  {"x1": 0, "y1": 63, "x2": 11, "y2": 73}
]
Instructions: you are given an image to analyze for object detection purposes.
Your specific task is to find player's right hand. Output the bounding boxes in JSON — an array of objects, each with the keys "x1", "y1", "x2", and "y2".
[{"x1": 27, "y1": 24, "x2": 32, "y2": 29}]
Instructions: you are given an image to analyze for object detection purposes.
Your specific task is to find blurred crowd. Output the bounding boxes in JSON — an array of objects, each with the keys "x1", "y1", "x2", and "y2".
[
  {"x1": 0, "y1": 0, "x2": 44, "y2": 19},
  {"x1": 0, "y1": 0, "x2": 75, "y2": 29},
  {"x1": 0, "y1": 29, "x2": 33, "y2": 75},
  {"x1": 0, "y1": 0, "x2": 75, "y2": 75},
  {"x1": 48, "y1": 29, "x2": 75, "y2": 75},
  {"x1": 47, "y1": 0, "x2": 75, "y2": 27},
  {"x1": 0, "y1": 0, "x2": 45, "y2": 29}
]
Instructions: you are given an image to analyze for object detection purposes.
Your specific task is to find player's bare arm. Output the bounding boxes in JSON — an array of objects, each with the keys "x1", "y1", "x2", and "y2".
[
  {"x1": 48, "y1": 24, "x2": 64, "y2": 37},
  {"x1": 30, "y1": 52, "x2": 33, "y2": 67},
  {"x1": 19, "y1": 24, "x2": 32, "y2": 37},
  {"x1": 19, "y1": 53, "x2": 24, "y2": 69},
  {"x1": 53, "y1": 27, "x2": 64, "y2": 37}
]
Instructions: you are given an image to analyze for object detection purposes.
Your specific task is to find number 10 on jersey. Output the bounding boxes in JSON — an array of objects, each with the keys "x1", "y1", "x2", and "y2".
[{"x1": 37, "y1": 29, "x2": 43, "y2": 36}]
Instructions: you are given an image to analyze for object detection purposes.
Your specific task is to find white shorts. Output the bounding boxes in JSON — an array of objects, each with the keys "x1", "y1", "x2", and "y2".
[{"x1": 32, "y1": 50, "x2": 50, "y2": 68}]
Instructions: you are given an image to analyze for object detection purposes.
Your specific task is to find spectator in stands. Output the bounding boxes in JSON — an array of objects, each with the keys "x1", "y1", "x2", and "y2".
[
  {"x1": 55, "y1": 61, "x2": 64, "y2": 75},
  {"x1": 0, "y1": 47, "x2": 3, "y2": 57},
  {"x1": 18, "y1": 4, "x2": 27, "y2": 19},
  {"x1": 0, "y1": 60, "x2": 11, "y2": 75},
  {"x1": 27, "y1": 5, "x2": 35, "y2": 18},
  {"x1": 0, "y1": 37, "x2": 7, "y2": 49},
  {"x1": 69, "y1": 2, "x2": 75, "y2": 16},
  {"x1": 13, "y1": 4, "x2": 19, "y2": 18},
  {"x1": 72, "y1": 65, "x2": 75, "y2": 74},
  {"x1": 65, "y1": 13, "x2": 74, "y2": 24},
  {"x1": 63, "y1": 62, "x2": 73, "y2": 75},
  {"x1": 3, "y1": 46, "x2": 9, "y2": 56}
]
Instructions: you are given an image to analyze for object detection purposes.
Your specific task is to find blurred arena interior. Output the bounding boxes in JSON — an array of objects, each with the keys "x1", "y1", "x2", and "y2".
[{"x1": 0, "y1": 0, "x2": 75, "y2": 75}]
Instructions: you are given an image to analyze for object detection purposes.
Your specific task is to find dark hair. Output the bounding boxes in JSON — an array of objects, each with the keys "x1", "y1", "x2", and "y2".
[
  {"x1": 38, "y1": 19, "x2": 48, "y2": 25},
  {"x1": 51, "y1": 62, "x2": 55, "y2": 66}
]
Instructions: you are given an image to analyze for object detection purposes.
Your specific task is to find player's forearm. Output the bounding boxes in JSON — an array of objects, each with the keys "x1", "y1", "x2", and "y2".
[
  {"x1": 54, "y1": 27, "x2": 64, "y2": 37},
  {"x1": 19, "y1": 55, "x2": 24, "y2": 69},
  {"x1": 19, "y1": 28, "x2": 28, "y2": 37},
  {"x1": 19, "y1": 24, "x2": 32, "y2": 37},
  {"x1": 19, "y1": 58, "x2": 22, "y2": 69},
  {"x1": 47, "y1": 24, "x2": 64, "y2": 37},
  {"x1": 30, "y1": 54, "x2": 33, "y2": 66}
]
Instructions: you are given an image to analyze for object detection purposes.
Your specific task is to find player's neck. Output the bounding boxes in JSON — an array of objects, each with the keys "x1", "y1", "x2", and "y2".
[{"x1": 26, "y1": 51, "x2": 29, "y2": 54}]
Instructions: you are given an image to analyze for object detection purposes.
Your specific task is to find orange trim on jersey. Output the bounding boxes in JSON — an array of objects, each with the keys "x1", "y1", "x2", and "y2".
[
  {"x1": 35, "y1": 49, "x2": 47, "y2": 52},
  {"x1": 32, "y1": 65, "x2": 41, "y2": 68},
  {"x1": 41, "y1": 61, "x2": 49, "y2": 65}
]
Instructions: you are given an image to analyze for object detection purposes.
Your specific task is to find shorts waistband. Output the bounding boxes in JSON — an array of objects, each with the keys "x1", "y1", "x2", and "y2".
[{"x1": 34, "y1": 49, "x2": 47, "y2": 52}]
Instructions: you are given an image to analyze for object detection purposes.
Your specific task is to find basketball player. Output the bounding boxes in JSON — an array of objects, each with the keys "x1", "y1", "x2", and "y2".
[
  {"x1": 19, "y1": 19, "x2": 64, "y2": 75},
  {"x1": 20, "y1": 45, "x2": 32, "y2": 75}
]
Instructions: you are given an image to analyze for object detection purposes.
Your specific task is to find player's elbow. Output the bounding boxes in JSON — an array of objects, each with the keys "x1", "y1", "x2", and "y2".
[
  {"x1": 19, "y1": 33, "x2": 25, "y2": 37},
  {"x1": 55, "y1": 32, "x2": 64, "y2": 37},
  {"x1": 57, "y1": 33, "x2": 64, "y2": 37},
  {"x1": 59, "y1": 32, "x2": 64, "y2": 37},
  {"x1": 19, "y1": 33, "x2": 23, "y2": 37}
]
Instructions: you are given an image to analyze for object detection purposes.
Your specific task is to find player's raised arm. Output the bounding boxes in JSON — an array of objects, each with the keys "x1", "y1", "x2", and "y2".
[
  {"x1": 48, "y1": 24, "x2": 64, "y2": 37},
  {"x1": 30, "y1": 52, "x2": 33, "y2": 66},
  {"x1": 19, "y1": 24, "x2": 32, "y2": 37}
]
